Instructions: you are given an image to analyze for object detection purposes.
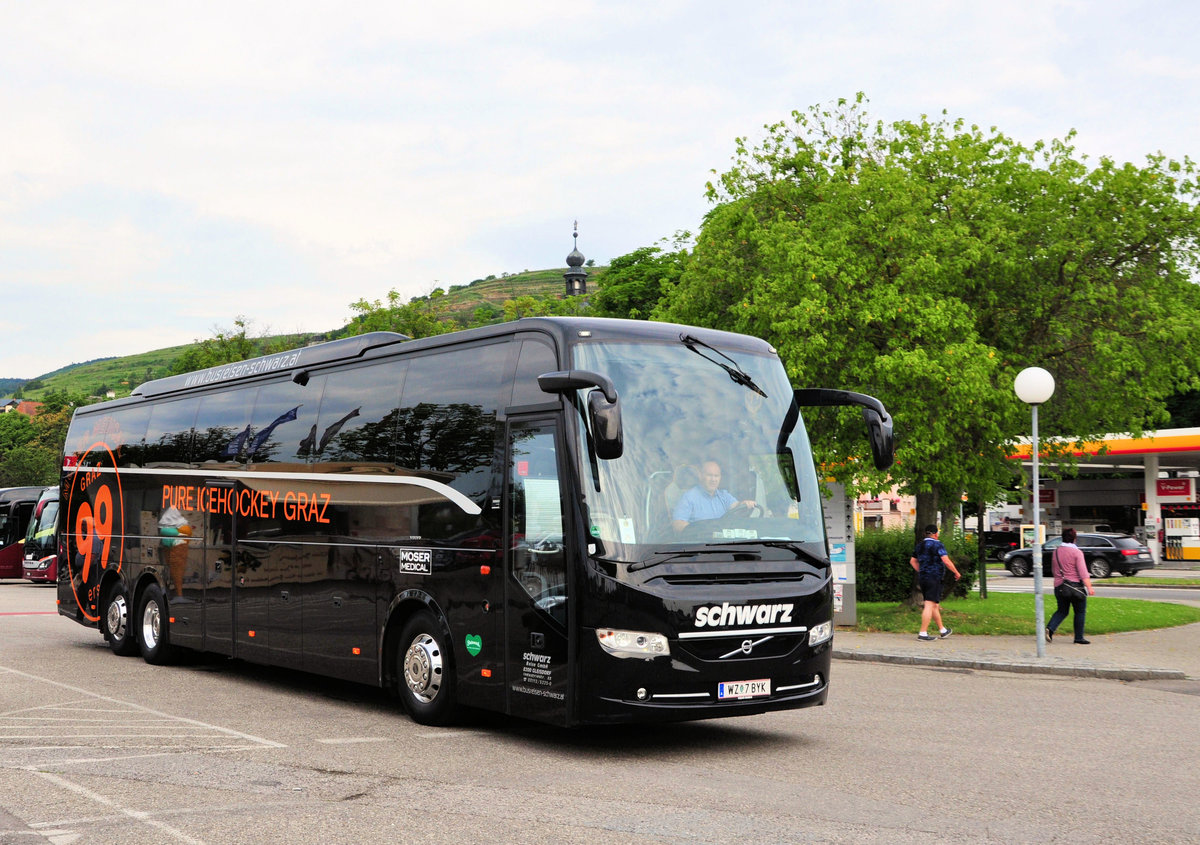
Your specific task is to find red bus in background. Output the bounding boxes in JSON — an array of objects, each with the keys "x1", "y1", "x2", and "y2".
[
  {"x1": 22, "y1": 487, "x2": 58, "y2": 584},
  {"x1": 0, "y1": 486, "x2": 43, "y2": 578}
]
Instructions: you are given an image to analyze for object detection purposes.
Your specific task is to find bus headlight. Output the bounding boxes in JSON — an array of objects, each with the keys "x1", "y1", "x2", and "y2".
[
  {"x1": 808, "y1": 620, "x2": 832, "y2": 646},
  {"x1": 596, "y1": 628, "x2": 669, "y2": 659}
]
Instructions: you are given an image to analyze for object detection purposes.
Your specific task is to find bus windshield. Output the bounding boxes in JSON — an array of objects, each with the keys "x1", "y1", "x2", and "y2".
[
  {"x1": 24, "y1": 495, "x2": 58, "y2": 557},
  {"x1": 571, "y1": 338, "x2": 825, "y2": 563}
]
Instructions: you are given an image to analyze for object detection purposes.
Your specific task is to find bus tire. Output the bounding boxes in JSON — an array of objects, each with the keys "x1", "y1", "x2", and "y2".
[
  {"x1": 137, "y1": 583, "x2": 176, "y2": 665},
  {"x1": 101, "y1": 585, "x2": 138, "y2": 656},
  {"x1": 398, "y1": 611, "x2": 458, "y2": 726}
]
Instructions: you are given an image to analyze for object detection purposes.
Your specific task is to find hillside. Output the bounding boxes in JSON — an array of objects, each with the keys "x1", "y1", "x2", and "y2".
[{"x1": 7, "y1": 266, "x2": 601, "y2": 401}]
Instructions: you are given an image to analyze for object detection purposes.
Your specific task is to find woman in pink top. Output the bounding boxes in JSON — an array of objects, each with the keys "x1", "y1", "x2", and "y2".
[{"x1": 1046, "y1": 527, "x2": 1095, "y2": 644}]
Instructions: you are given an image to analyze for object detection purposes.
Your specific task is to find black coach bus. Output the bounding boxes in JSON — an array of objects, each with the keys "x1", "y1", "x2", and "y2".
[{"x1": 57, "y1": 317, "x2": 893, "y2": 726}]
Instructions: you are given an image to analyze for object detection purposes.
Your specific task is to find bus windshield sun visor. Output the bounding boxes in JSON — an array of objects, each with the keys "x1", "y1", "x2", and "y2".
[{"x1": 678, "y1": 334, "x2": 767, "y2": 398}]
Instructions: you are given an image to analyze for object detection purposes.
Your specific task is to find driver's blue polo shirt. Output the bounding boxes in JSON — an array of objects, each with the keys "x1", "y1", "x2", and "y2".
[{"x1": 674, "y1": 486, "x2": 737, "y2": 523}]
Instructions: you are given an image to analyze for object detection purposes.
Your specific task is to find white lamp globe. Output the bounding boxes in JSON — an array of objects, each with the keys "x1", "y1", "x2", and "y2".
[{"x1": 1014, "y1": 367, "x2": 1055, "y2": 405}]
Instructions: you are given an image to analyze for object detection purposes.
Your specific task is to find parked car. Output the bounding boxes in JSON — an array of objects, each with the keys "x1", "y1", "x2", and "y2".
[
  {"x1": 980, "y1": 531, "x2": 1019, "y2": 561},
  {"x1": 21, "y1": 487, "x2": 58, "y2": 584},
  {"x1": 1003, "y1": 532, "x2": 1155, "y2": 578}
]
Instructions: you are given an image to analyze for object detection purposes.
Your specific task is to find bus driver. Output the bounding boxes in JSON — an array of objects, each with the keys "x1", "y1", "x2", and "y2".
[{"x1": 672, "y1": 459, "x2": 757, "y2": 532}]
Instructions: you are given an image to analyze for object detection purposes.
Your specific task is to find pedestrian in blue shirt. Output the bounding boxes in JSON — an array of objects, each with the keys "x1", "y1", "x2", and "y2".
[
  {"x1": 909, "y1": 524, "x2": 962, "y2": 641},
  {"x1": 672, "y1": 459, "x2": 756, "y2": 531}
]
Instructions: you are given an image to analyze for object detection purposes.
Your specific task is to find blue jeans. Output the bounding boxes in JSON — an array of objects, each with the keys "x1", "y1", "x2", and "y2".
[{"x1": 1048, "y1": 586, "x2": 1087, "y2": 641}]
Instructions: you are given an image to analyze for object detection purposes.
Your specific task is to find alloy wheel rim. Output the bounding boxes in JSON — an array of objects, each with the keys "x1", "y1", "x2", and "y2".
[{"x1": 403, "y1": 634, "x2": 443, "y2": 703}]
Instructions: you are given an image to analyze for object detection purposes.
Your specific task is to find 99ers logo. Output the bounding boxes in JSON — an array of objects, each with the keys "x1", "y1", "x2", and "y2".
[{"x1": 65, "y1": 442, "x2": 124, "y2": 622}]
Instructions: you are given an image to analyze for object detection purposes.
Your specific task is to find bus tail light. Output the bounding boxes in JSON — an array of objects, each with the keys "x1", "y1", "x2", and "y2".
[{"x1": 596, "y1": 628, "x2": 669, "y2": 659}]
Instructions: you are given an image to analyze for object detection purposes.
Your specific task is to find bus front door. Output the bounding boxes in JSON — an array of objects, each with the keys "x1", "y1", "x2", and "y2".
[{"x1": 505, "y1": 421, "x2": 571, "y2": 725}]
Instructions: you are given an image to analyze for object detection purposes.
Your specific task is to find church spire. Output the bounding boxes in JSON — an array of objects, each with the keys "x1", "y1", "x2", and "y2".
[{"x1": 564, "y1": 220, "x2": 587, "y2": 296}]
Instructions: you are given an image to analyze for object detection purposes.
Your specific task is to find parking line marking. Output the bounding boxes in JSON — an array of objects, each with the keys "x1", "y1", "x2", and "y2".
[
  {"x1": 316, "y1": 737, "x2": 390, "y2": 744},
  {"x1": 28, "y1": 768, "x2": 207, "y2": 845},
  {"x1": 0, "y1": 664, "x2": 286, "y2": 749}
]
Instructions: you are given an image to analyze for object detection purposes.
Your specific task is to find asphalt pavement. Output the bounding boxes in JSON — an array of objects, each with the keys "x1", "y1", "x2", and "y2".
[{"x1": 834, "y1": 565, "x2": 1200, "y2": 682}]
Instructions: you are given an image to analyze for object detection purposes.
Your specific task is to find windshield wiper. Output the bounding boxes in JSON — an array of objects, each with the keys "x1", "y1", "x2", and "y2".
[
  {"x1": 715, "y1": 540, "x2": 833, "y2": 568},
  {"x1": 679, "y1": 334, "x2": 768, "y2": 398},
  {"x1": 628, "y1": 548, "x2": 743, "y2": 572}
]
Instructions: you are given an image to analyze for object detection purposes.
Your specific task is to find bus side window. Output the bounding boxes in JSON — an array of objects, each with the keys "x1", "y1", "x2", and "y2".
[
  {"x1": 143, "y1": 398, "x2": 200, "y2": 467},
  {"x1": 399, "y1": 343, "x2": 506, "y2": 544},
  {"x1": 509, "y1": 338, "x2": 558, "y2": 408}
]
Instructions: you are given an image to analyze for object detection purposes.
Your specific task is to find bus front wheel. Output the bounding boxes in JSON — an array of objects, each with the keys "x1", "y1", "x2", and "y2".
[
  {"x1": 398, "y1": 611, "x2": 458, "y2": 726},
  {"x1": 137, "y1": 584, "x2": 176, "y2": 666},
  {"x1": 102, "y1": 586, "x2": 138, "y2": 656}
]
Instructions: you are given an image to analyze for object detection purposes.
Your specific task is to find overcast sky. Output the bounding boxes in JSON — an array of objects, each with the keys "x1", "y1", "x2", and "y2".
[{"x1": 3, "y1": 1, "x2": 1197, "y2": 379}]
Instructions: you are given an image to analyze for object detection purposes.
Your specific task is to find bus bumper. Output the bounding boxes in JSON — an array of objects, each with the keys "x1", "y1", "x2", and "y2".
[{"x1": 576, "y1": 631, "x2": 832, "y2": 725}]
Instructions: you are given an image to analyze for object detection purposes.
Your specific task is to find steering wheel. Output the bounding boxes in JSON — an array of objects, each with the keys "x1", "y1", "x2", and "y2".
[{"x1": 725, "y1": 502, "x2": 763, "y2": 519}]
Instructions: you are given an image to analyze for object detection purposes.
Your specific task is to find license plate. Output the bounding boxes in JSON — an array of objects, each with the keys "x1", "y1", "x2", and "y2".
[{"x1": 718, "y1": 678, "x2": 771, "y2": 700}]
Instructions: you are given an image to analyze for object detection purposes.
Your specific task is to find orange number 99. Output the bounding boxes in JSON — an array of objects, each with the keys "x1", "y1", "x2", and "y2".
[{"x1": 75, "y1": 485, "x2": 114, "y2": 582}]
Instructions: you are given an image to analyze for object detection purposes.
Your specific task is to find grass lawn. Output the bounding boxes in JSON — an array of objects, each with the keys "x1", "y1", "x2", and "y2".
[{"x1": 850, "y1": 592, "x2": 1200, "y2": 636}]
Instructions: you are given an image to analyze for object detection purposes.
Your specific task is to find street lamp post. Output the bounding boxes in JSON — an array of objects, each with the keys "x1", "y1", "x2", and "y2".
[{"x1": 1015, "y1": 367, "x2": 1055, "y2": 658}]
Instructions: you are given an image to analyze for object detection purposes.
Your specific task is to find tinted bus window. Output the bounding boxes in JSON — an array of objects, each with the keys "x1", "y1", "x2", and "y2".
[
  {"x1": 509, "y1": 338, "x2": 559, "y2": 407},
  {"x1": 310, "y1": 361, "x2": 406, "y2": 466},
  {"x1": 143, "y1": 398, "x2": 200, "y2": 466},
  {"x1": 193, "y1": 388, "x2": 257, "y2": 464},
  {"x1": 397, "y1": 343, "x2": 506, "y2": 541},
  {"x1": 110, "y1": 406, "x2": 152, "y2": 467},
  {"x1": 66, "y1": 406, "x2": 151, "y2": 467},
  {"x1": 246, "y1": 376, "x2": 326, "y2": 466}
]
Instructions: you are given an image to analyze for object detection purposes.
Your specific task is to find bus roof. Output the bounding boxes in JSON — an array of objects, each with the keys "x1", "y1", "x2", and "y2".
[
  {"x1": 109, "y1": 317, "x2": 775, "y2": 405},
  {"x1": 0, "y1": 486, "x2": 48, "y2": 505}
]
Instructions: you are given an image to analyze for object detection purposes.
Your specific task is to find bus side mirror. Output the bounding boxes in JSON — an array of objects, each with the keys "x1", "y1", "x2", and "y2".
[
  {"x1": 588, "y1": 390, "x2": 623, "y2": 460},
  {"x1": 861, "y1": 406, "x2": 894, "y2": 471},
  {"x1": 793, "y1": 388, "x2": 895, "y2": 471},
  {"x1": 538, "y1": 370, "x2": 624, "y2": 460}
]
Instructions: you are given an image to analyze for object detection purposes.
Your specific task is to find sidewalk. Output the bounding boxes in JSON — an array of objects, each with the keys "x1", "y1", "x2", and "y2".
[{"x1": 833, "y1": 623, "x2": 1200, "y2": 681}]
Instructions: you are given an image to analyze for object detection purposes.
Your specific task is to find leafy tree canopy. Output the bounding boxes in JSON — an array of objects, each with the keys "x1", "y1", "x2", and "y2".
[
  {"x1": 656, "y1": 93, "x2": 1200, "y2": 518},
  {"x1": 346, "y1": 290, "x2": 459, "y2": 339},
  {"x1": 169, "y1": 317, "x2": 291, "y2": 376},
  {"x1": 0, "y1": 412, "x2": 36, "y2": 454},
  {"x1": 589, "y1": 241, "x2": 689, "y2": 320}
]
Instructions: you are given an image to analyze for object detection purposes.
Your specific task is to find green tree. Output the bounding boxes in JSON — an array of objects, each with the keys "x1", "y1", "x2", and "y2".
[
  {"x1": 1166, "y1": 390, "x2": 1200, "y2": 427},
  {"x1": 0, "y1": 444, "x2": 58, "y2": 486},
  {"x1": 657, "y1": 94, "x2": 1200, "y2": 532},
  {"x1": 0, "y1": 392, "x2": 85, "y2": 486},
  {"x1": 169, "y1": 317, "x2": 288, "y2": 375},
  {"x1": 29, "y1": 391, "x2": 84, "y2": 457},
  {"x1": 0, "y1": 411, "x2": 36, "y2": 455},
  {"x1": 345, "y1": 291, "x2": 458, "y2": 339},
  {"x1": 500, "y1": 294, "x2": 588, "y2": 322},
  {"x1": 589, "y1": 241, "x2": 688, "y2": 319}
]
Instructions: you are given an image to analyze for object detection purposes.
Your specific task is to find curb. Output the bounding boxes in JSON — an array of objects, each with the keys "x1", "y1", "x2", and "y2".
[{"x1": 832, "y1": 648, "x2": 1187, "y2": 681}]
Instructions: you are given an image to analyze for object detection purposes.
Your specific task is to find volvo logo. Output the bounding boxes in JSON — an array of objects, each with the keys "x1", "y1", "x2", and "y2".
[{"x1": 720, "y1": 635, "x2": 774, "y2": 660}]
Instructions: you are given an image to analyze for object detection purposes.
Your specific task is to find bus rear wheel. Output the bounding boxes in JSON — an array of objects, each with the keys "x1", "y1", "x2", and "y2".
[
  {"x1": 398, "y1": 611, "x2": 458, "y2": 726},
  {"x1": 101, "y1": 586, "x2": 138, "y2": 656},
  {"x1": 137, "y1": 584, "x2": 176, "y2": 665}
]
